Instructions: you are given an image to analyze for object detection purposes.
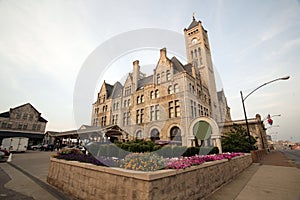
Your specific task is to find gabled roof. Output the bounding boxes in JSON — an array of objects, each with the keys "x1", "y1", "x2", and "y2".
[
  {"x1": 105, "y1": 82, "x2": 114, "y2": 98},
  {"x1": 38, "y1": 116, "x2": 48, "y2": 123},
  {"x1": 0, "y1": 103, "x2": 48, "y2": 122},
  {"x1": 110, "y1": 82, "x2": 123, "y2": 99},
  {"x1": 0, "y1": 111, "x2": 9, "y2": 118},
  {"x1": 12, "y1": 103, "x2": 41, "y2": 115},
  {"x1": 183, "y1": 63, "x2": 193, "y2": 76},
  {"x1": 170, "y1": 57, "x2": 185, "y2": 74},
  {"x1": 138, "y1": 75, "x2": 153, "y2": 89}
]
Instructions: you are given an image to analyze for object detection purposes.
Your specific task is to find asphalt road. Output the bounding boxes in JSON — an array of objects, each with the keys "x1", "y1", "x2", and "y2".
[
  {"x1": 9, "y1": 150, "x2": 54, "y2": 182},
  {"x1": 0, "y1": 150, "x2": 70, "y2": 200},
  {"x1": 280, "y1": 149, "x2": 300, "y2": 168}
]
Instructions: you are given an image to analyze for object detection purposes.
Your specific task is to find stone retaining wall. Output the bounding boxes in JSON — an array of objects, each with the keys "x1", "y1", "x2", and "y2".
[
  {"x1": 47, "y1": 154, "x2": 252, "y2": 200},
  {"x1": 251, "y1": 149, "x2": 268, "y2": 163}
]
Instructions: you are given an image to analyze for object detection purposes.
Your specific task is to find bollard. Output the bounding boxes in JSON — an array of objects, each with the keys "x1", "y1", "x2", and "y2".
[{"x1": 7, "y1": 153, "x2": 12, "y2": 162}]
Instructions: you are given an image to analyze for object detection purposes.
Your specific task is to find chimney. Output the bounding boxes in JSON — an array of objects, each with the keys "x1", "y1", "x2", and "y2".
[
  {"x1": 133, "y1": 60, "x2": 140, "y2": 91},
  {"x1": 160, "y1": 48, "x2": 167, "y2": 58}
]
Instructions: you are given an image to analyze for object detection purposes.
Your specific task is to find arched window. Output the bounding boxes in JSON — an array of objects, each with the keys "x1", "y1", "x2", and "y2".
[
  {"x1": 170, "y1": 126, "x2": 182, "y2": 143},
  {"x1": 136, "y1": 130, "x2": 143, "y2": 139},
  {"x1": 141, "y1": 95, "x2": 144, "y2": 103},
  {"x1": 150, "y1": 91, "x2": 155, "y2": 99},
  {"x1": 168, "y1": 85, "x2": 173, "y2": 94},
  {"x1": 174, "y1": 84, "x2": 179, "y2": 93},
  {"x1": 137, "y1": 96, "x2": 140, "y2": 104},
  {"x1": 191, "y1": 51, "x2": 194, "y2": 59},
  {"x1": 194, "y1": 49, "x2": 197, "y2": 58},
  {"x1": 150, "y1": 128, "x2": 160, "y2": 141},
  {"x1": 155, "y1": 89, "x2": 159, "y2": 98}
]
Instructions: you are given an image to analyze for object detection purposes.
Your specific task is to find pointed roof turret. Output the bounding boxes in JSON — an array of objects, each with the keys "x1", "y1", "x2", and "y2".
[{"x1": 185, "y1": 13, "x2": 201, "y2": 30}]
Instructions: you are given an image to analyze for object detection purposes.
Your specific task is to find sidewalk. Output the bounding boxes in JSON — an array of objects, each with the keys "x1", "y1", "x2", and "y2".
[
  {"x1": 0, "y1": 163, "x2": 57, "y2": 200},
  {"x1": 206, "y1": 151, "x2": 300, "y2": 200}
]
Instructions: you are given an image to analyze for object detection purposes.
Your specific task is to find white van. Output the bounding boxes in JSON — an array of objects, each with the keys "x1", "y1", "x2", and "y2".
[{"x1": 1, "y1": 137, "x2": 29, "y2": 152}]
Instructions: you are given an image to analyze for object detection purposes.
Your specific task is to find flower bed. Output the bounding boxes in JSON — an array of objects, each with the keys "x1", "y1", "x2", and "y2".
[
  {"x1": 47, "y1": 153, "x2": 252, "y2": 200},
  {"x1": 53, "y1": 148, "x2": 244, "y2": 171},
  {"x1": 165, "y1": 152, "x2": 243, "y2": 170}
]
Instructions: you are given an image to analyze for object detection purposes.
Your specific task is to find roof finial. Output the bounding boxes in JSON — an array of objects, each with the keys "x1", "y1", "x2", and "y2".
[{"x1": 192, "y1": 12, "x2": 195, "y2": 20}]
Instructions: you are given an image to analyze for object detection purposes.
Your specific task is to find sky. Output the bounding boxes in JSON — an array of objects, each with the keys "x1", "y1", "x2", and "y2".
[{"x1": 0, "y1": 0, "x2": 299, "y2": 142}]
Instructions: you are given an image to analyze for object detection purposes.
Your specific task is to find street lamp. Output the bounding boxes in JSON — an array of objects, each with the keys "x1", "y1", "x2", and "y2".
[{"x1": 240, "y1": 76, "x2": 290, "y2": 150}]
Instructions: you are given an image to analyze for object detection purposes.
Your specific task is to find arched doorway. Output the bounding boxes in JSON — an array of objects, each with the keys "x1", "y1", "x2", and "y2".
[
  {"x1": 189, "y1": 117, "x2": 222, "y2": 153},
  {"x1": 170, "y1": 126, "x2": 182, "y2": 145},
  {"x1": 150, "y1": 128, "x2": 160, "y2": 141}
]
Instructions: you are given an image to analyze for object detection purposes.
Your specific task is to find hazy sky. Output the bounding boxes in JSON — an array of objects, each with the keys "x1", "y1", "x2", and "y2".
[{"x1": 0, "y1": 0, "x2": 299, "y2": 142}]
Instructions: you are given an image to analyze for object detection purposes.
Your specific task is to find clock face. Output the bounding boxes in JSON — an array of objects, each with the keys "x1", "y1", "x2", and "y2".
[{"x1": 191, "y1": 38, "x2": 198, "y2": 45}]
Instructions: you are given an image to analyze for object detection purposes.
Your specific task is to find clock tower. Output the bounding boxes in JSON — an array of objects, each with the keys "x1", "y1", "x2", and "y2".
[{"x1": 184, "y1": 15, "x2": 220, "y2": 122}]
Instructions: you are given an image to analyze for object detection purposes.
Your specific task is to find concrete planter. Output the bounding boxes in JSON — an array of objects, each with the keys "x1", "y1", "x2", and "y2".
[{"x1": 47, "y1": 154, "x2": 252, "y2": 200}]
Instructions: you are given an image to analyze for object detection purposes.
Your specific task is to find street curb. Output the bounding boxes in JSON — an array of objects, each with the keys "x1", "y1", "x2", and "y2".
[{"x1": 7, "y1": 162, "x2": 71, "y2": 200}]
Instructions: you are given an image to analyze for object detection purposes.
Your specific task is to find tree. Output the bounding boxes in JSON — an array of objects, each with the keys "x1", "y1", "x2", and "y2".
[{"x1": 221, "y1": 124, "x2": 257, "y2": 153}]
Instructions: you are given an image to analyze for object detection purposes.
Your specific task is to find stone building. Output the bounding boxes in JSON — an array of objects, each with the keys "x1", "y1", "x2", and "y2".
[
  {"x1": 91, "y1": 17, "x2": 231, "y2": 147},
  {"x1": 222, "y1": 114, "x2": 268, "y2": 150},
  {"x1": 0, "y1": 103, "x2": 48, "y2": 145}
]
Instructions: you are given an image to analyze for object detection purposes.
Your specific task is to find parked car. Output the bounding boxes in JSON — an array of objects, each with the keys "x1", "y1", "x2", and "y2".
[
  {"x1": 0, "y1": 149, "x2": 9, "y2": 162},
  {"x1": 41, "y1": 144, "x2": 55, "y2": 151},
  {"x1": 29, "y1": 144, "x2": 43, "y2": 150}
]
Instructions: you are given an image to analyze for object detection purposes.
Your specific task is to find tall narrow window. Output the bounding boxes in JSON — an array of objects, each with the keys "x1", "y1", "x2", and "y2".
[
  {"x1": 175, "y1": 100, "x2": 180, "y2": 117},
  {"x1": 127, "y1": 99, "x2": 131, "y2": 107},
  {"x1": 140, "y1": 109, "x2": 144, "y2": 123},
  {"x1": 150, "y1": 106, "x2": 155, "y2": 121},
  {"x1": 191, "y1": 100, "x2": 194, "y2": 118},
  {"x1": 150, "y1": 105, "x2": 159, "y2": 121},
  {"x1": 168, "y1": 85, "x2": 173, "y2": 94},
  {"x1": 155, "y1": 105, "x2": 160, "y2": 120},
  {"x1": 136, "y1": 110, "x2": 140, "y2": 124},
  {"x1": 198, "y1": 47, "x2": 203, "y2": 65},
  {"x1": 155, "y1": 89, "x2": 159, "y2": 98},
  {"x1": 166, "y1": 70, "x2": 171, "y2": 81},
  {"x1": 174, "y1": 84, "x2": 179, "y2": 93},
  {"x1": 169, "y1": 101, "x2": 174, "y2": 118},
  {"x1": 150, "y1": 91, "x2": 155, "y2": 99},
  {"x1": 157, "y1": 74, "x2": 161, "y2": 84},
  {"x1": 136, "y1": 109, "x2": 144, "y2": 124},
  {"x1": 141, "y1": 95, "x2": 144, "y2": 103}
]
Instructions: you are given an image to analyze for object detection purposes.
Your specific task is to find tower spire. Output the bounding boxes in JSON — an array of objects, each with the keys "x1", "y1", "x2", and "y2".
[{"x1": 192, "y1": 12, "x2": 195, "y2": 20}]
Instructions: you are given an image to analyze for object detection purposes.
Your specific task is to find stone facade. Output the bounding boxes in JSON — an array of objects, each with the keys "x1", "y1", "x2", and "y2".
[
  {"x1": 47, "y1": 154, "x2": 252, "y2": 200},
  {"x1": 0, "y1": 103, "x2": 47, "y2": 145},
  {"x1": 222, "y1": 114, "x2": 268, "y2": 150},
  {"x1": 91, "y1": 17, "x2": 231, "y2": 147}
]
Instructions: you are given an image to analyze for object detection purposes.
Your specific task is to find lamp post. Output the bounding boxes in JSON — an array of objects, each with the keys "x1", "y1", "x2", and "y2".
[{"x1": 240, "y1": 76, "x2": 290, "y2": 150}]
